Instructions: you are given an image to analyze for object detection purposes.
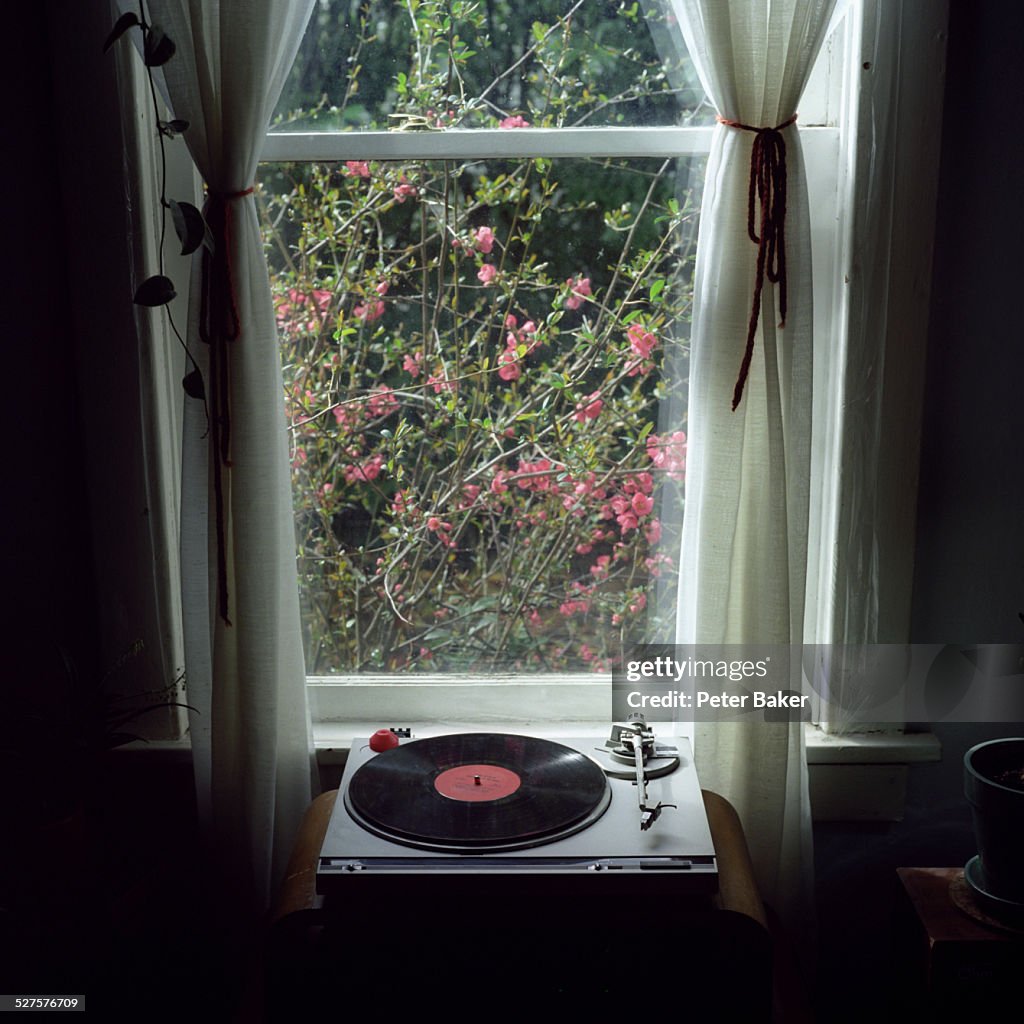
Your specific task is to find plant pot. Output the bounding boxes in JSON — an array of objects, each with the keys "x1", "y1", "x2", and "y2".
[{"x1": 964, "y1": 737, "x2": 1024, "y2": 904}]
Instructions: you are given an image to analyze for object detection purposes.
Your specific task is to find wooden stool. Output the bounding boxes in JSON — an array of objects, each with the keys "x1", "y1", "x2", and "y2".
[{"x1": 266, "y1": 789, "x2": 776, "y2": 1018}]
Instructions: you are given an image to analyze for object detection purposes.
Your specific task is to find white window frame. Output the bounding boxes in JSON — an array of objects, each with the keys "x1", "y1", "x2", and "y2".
[
  {"x1": 258, "y1": 4, "x2": 857, "y2": 749},
  {"x1": 126, "y1": 1, "x2": 946, "y2": 769}
]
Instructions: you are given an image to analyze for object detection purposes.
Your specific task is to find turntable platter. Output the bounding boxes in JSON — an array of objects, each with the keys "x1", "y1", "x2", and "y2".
[{"x1": 345, "y1": 733, "x2": 612, "y2": 853}]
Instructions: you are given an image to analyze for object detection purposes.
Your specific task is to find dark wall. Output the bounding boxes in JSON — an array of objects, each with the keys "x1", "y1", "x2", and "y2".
[
  {"x1": 911, "y1": 0, "x2": 1024, "y2": 645},
  {"x1": 0, "y1": 6, "x2": 98, "y2": 670},
  {"x1": 814, "y1": 2, "x2": 1024, "y2": 1019}
]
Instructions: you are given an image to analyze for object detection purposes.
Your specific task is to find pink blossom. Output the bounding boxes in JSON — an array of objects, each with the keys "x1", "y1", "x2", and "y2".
[
  {"x1": 497, "y1": 350, "x2": 521, "y2": 381},
  {"x1": 646, "y1": 431, "x2": 687, "y2": 480},
  {"x1": 491, "y1": 470, "x2": 510, "y2": 495},
  {"x1": 616, "y1": 510, "x2": 640, "y2": 533},
  {"x1": 344, "y1": 160, "x2": 370, "y2": 178},
  {"x1": 477, "y1": 263, "x2": 498, "y2": 286},
  {"x1": 343, "y1": 454, "x2": 384, "y2": 484},
  {"x1": 505, "y1": 319, "x2": 541, "y2": 358},
  {"x1": 610, "y1": 495, "x2": 632, "y2": 516},
  {"x1": 275, "y1": 287, "x2": 332, "y2": 334},
  {"x1": 473, "y1": 226, "x2": 496, "y2": 254},
  {"x1": 644, "y1": 518, "x2": 662, "y2": 544},
  {"x1": 631, "y1": 492, "x2": 654, "y2": 517},
  {"x1": 519, "y1": 320, "x2": 540, "y2": 354},
  {"x1": 515, "y1": 459, "x2": 554, "y2": 490},
  {"x1": 366, "y1": 387, "x2": 398, "y2": 418},
  {"x1": 499, "y1": 114, "x2": 531, "y2": 129},
  {"x1": 427, "y1": 374, "x2": 456, "y2": 394},
  {"x1": 627, "y1": 323, "x2": 657, "y2": 358},
  {"x1": 573, "y1": 391, "x2": 603, "y2": 423},
  {"x1": 559, "y1": 599, "x2": 589, "y2": 617},
  {"x1": 395, "y1": 181, "x2": 419, "y2": 202},
  {"x1": 459, "y1": 484, "x2": 481, "y2": 509},
  {"x1": 354, "y1": 299, "x2": 385, "y2": 322},
  {"x1": 564, "y1": 276, "x2": 592, "y2": 310},
  {"x1": 403, "y1": 351, "x2": 424, "y2": 378},
  {"x1": 375, "y1": 281, "x2": 390, "y2": 296},
  {"x1": 332, "y1": 404, "x2": 361, "y2": 428}
]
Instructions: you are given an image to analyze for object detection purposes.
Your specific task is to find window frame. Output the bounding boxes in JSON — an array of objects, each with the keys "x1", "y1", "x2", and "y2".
[
  {"x1": 258, "y1": 5, "x2": 853, "y2": 740},
  {"x1": 128, "y1": 0, "x2": 949, "y2": 763}
]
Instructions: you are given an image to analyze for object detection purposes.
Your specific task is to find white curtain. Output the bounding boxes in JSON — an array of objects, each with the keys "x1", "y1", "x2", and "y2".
[
  {"x1": 143, "y1": 0, "x2": 317, "y2": 911},
  {"x1": 668, "y1": 0, "x2": 837, "y2": 927}
]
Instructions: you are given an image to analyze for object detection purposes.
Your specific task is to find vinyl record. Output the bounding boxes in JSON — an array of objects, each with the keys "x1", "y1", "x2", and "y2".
[{"x1": 345, "y1": 733, "x2": 612, "y2": 852}]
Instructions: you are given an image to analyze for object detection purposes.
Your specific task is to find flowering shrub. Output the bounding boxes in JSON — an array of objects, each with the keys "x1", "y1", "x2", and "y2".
[{"x1": 262, "y1": 1, "x2": 699, "y2": 673}]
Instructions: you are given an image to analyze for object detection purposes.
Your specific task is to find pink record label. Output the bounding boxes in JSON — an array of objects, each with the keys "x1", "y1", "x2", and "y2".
[{"x1": 434, "y1": 764, "x2": 522, "y2": 802}]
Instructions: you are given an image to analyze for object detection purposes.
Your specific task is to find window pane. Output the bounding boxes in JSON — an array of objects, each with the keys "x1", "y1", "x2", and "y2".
[
  {"x1": 274, "y1": 0, "x2": 710, "y2": 131},
  {"x1": 261, "y1": 155, "x2": 698, "y2": 674}
]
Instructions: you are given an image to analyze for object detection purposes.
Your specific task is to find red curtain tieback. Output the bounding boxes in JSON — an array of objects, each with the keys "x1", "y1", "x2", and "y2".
[{"x1": 716, "y1": 114, "x2": 797, "y2": 411}]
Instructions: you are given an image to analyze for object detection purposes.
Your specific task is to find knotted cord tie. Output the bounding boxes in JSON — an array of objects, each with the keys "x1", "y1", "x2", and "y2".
[
  {"x1": 199, "y1": 184, "x2": 254, "y2": 625},
  {"x1": 716, "y1": 113, "x2": 797, "y2": 410}
]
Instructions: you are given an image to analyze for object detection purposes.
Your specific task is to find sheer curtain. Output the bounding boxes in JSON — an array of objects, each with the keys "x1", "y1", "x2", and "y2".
[
  {"x1": 667, "y1": 0, "x2": 837, "y2": 926},
  {"x1": 141, "y1": 0, "x2": 317, "y2": 911}
]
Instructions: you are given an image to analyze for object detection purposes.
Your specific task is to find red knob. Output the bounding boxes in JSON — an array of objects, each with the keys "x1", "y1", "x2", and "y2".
[{"x1": 369, "y1": 729, "x2": 400, "y2": 752}]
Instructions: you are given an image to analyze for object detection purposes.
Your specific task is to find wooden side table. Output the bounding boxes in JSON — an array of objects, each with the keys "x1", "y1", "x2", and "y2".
[
  {"x1": 895, "y1": 867, "x2": 1024, "y2": 1020},
  {"x1": 264, "y1": 789, "x2": 777, "y2": 1019}
]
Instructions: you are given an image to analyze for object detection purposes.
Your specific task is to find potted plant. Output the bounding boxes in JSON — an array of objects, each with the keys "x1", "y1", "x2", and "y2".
[{"x1": 964, "y1": 736, "x2": 1024, "y2": 909}]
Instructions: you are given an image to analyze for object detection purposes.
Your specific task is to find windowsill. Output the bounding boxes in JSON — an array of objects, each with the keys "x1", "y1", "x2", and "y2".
[
  {"x1": 805, "y1": 725, "x2": 941, "y2": 822},
  {"x1": 113, "y1": 699, "x2": 943, "y2": 823},
  {"x1": 804, "y1": 725, "x2": 942, "y2": 764}
]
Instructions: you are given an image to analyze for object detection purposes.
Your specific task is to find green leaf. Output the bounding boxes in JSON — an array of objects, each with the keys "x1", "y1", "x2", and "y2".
[
  {"x1": 133, "y1": 275, "x2": 176, "y2": 307},
  {"x1": 169, "y1": 200, "x2": 208, "y2": 256},
  {"x1": 102, "y1": 12, "x2": 140, "y2": 52},
  {"x1": 159, "y1": 119, "x2": 190, "y2": 137},
  {"x1": 182, "y1": 370, "x2": 205, "y2": 400},
  {"x1": 144, "y1": 25, "x2": 176, "y2": 67},
  {"x1": 649, "y1": 279, "x2": 665, "y2": 303}
]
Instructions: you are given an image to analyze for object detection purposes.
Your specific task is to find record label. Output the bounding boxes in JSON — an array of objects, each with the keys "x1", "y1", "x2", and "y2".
[{"x1": 434, "y1": 764, "x2": 522, "y2": 802}]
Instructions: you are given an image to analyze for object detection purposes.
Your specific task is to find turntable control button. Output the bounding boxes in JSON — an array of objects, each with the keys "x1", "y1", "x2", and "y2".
[{"x1": 369, "y1": 729, "x2": 401, "y2": 752}]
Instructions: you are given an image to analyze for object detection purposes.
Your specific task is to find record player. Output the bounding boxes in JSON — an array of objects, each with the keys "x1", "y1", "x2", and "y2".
[
  {"x1": 317, "y1": 715, "x2": 717, "y2": 896},
  {"x1": 270, "y1": 720, "x2": 773, "y2": 1019}
]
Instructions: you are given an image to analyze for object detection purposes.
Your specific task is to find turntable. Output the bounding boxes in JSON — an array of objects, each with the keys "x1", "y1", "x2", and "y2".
[
  {"x1": 317, "y1": 716, "x2": 717, "y2": 895},
  {"x1": 270, "y1": 719, "x2": 772, "y2": 1018}
]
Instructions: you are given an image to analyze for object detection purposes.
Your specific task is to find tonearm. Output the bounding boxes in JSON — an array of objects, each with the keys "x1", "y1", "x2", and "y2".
[{"x1": 605, "y1": 714, "x2": 678, "y2": 830}]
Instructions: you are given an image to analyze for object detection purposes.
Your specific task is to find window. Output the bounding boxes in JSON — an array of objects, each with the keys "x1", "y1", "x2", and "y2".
[
  {"x1": 257, "y1": 1, "x2": 850, "y2": 737},
  {"x1": 260, "y1": 2, "x2": 704, "y2": 687},
  {"x1": 117, "y1": 0, "x2": 944, "y2": 749}
]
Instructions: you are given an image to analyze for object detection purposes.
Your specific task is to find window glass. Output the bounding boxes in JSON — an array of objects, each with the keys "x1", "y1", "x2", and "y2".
[
  {"x1": 260, "y1": 153, "x2": 699, "y2": 672},
  {"x1": 259, "y1": 0, "x2": 792, "y2": 676},
  {"x1": 273, "y1": 0, "x2": 711, "y2": 131}
]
